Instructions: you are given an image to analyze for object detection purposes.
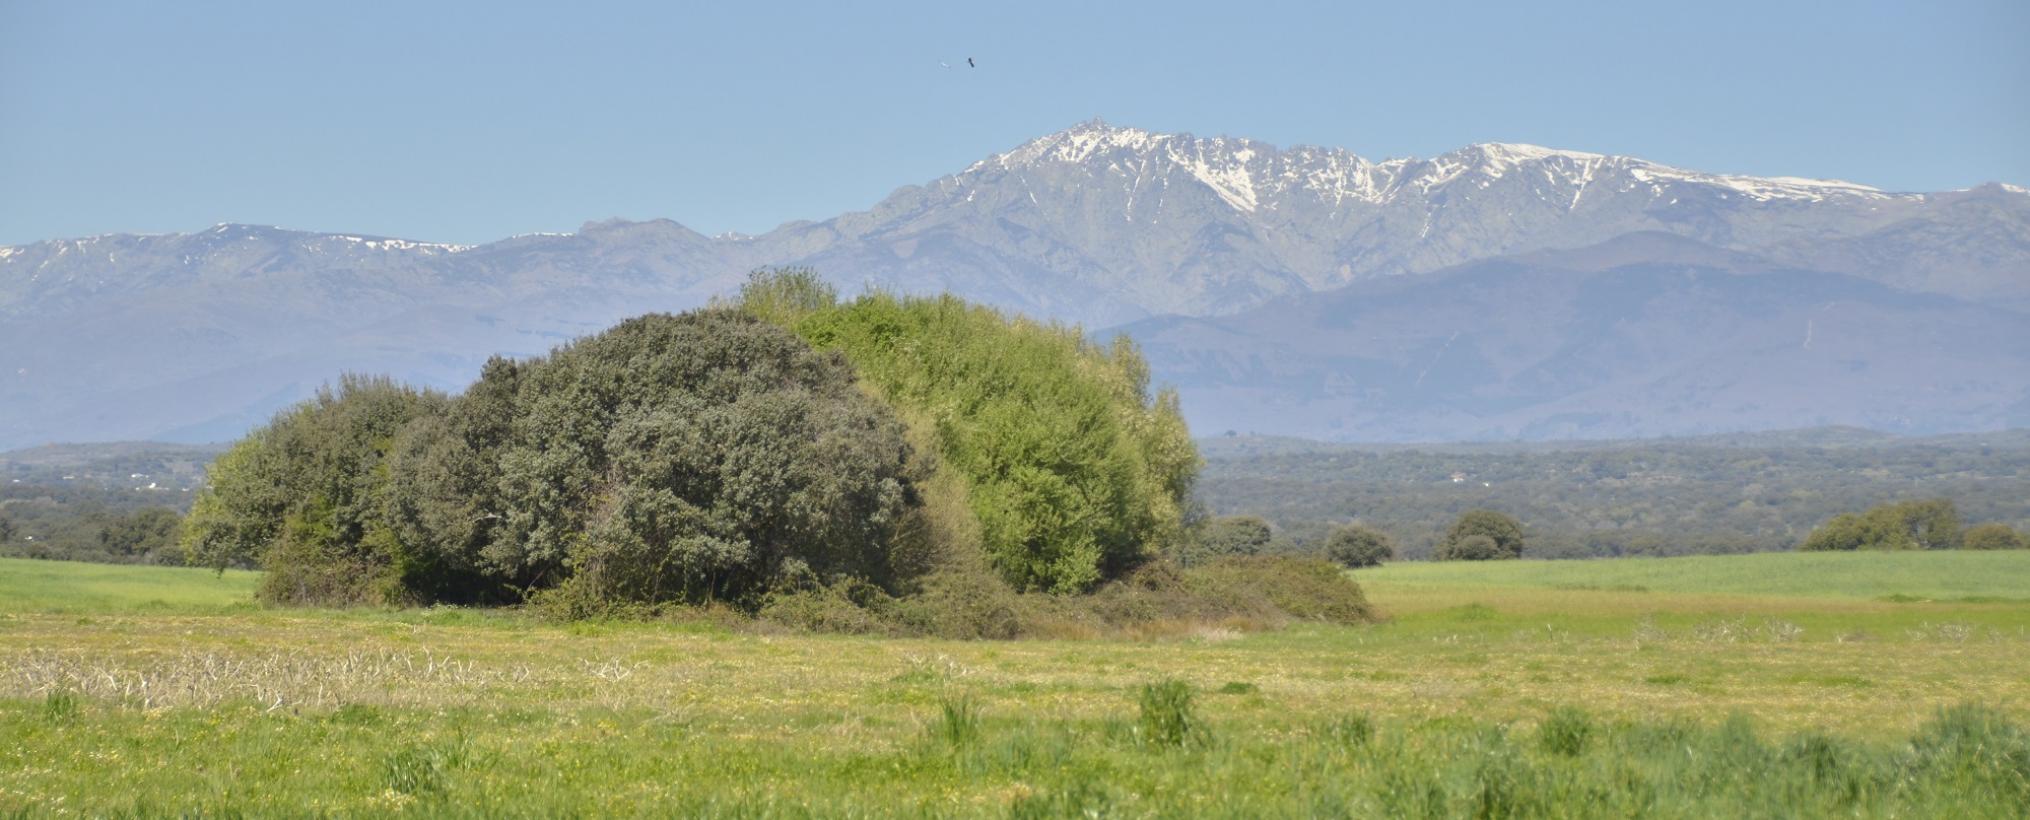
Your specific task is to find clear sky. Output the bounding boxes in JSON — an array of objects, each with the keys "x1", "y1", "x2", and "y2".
[{"x1": 2, "y1": 0, "x2": 2024, "y2": 246}]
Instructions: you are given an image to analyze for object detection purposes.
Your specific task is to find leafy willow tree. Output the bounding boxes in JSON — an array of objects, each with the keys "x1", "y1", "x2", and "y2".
[
  {"x1": 1437, "y1": 510, "x2": 1525, "y2": 560},
  {"x1": 1799, "y1": 498, "x2": 1962, "y2": 551},
  {"x1": 1323, "y1": 523, "x2": 1395, "y2": 568},
  {"x1": 741, "y1": 269, "x2": 1200, "y2": 593}
]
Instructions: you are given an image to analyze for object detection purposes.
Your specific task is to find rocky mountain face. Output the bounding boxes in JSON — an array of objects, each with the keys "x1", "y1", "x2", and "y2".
[{"x1": 3, "y1": 121, "x2": 2025, "y2": 447}]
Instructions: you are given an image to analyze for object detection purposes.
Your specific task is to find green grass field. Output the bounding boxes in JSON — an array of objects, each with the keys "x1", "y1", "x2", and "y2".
[
  {"x1": 0, "y1": 557, "x2": 258, "y2": 614},
  {"x1": 3, "y1": 552, "x2": 2027, "y2": 816},
  {"x1": 1359, "y1": 550, "x2": 2030, "y2": 601}
]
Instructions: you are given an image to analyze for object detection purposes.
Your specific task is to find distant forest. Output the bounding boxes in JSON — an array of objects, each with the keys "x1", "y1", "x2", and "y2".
[
  {"x1": 7, "y1": 428, "x2": 2030, "y2": 564},
  {"x1": 0, "y1": 443, "x2": 214, "y2": 564},
  {"x1": 1197, "y1": 429, "x2": 2030, "y2": 559}
]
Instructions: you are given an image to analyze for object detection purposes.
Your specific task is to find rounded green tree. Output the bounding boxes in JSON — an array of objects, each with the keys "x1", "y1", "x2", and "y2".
[
  {"x1": 1437, "y1": 510, "x2": 1524, "y2": 560},
  {"x1": 1324, "y1": 523, "x2": 1395, "y2": 568}
]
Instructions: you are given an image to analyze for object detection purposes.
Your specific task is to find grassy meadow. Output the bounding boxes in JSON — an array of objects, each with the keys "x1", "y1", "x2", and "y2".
[{"x1": 3, "y1": 552, "x2": 2028, "y2": 816}]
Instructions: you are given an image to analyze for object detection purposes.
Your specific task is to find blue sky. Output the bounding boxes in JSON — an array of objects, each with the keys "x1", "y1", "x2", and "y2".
[{"x1": 2, "y1": 0, "x2": 2024, "y2": 246}]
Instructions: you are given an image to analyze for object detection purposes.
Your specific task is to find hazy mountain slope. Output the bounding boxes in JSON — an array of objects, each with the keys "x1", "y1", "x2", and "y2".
[
  {"x1": 0, "y1": 222, "x2": 750, "y2": 446},
  {"x1": 1118, "y1": 236, "x2": 2030, "y2": 441},
  {"x1": 2, "y1": 121, "x2": 2025, "y2": 447}
]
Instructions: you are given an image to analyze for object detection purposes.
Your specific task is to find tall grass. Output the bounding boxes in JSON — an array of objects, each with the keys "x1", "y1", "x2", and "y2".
[
  {"x1": 8, "y1": 698, "x2": 2021, "y2": 816},
  {"x1": 1136, "y1": 679, "x2": 1198, "y2": 747}
]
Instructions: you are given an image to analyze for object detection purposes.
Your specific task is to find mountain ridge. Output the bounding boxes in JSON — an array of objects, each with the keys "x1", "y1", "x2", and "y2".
[{"x1": 3, "y1": 121, "x2": 2026, "y2": 448}]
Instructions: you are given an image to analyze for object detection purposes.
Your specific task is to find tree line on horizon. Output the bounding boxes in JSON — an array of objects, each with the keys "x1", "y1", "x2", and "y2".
[{"x1": 1199, "y1": 440, "x2": 2030, "y2": 559}]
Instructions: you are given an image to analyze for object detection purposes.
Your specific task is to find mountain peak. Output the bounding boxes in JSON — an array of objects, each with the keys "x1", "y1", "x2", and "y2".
[
  {"x1": 987, "y1": 120, "x2": 1170, "y2": 169},
  {"x1": 1460, "y1": 142, "x2": 1610, "y2": 165}
]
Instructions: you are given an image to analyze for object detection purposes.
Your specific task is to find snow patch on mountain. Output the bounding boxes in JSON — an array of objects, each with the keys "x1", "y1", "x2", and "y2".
[
  {"x1": 328, "y1": 235, "x2": 473, "y2": 254},
  {"x1": 983, "y1": 122, "x2": 1912, "y2": 209}
]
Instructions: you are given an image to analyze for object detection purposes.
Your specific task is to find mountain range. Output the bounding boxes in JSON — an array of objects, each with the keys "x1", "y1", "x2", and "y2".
[{"x1": 3, "y1": 120, "x2": 2026, "y2": 447}]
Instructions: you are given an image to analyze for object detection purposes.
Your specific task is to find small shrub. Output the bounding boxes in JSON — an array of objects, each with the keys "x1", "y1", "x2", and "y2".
[
  {"x1": 1326, "y1": 713, "x2": 1375, "y2": 748},
  {"x1": 1185, "y1": 556, "x2": 1377, "y2": 624},
  {"x1": 1376, "y1": 768, "x2": 1447, "y2": 817},
  {"x1": 1451, "y1": 602, "x2": 1499, "y2": 621},
  {"x1": 1010, "y1": 781, "x2": 1113, "y2": 819},
  {"x1": 1710, "y1": 714, "x2": 1769, "y2": 772},
  {"x1": 889, "y1": 570, "x2": 1026, "y2": 640},
  {"x1": 1137, "y1": 679, "x2": 1198, "y2": 748},
  {"x1": 1782, "y1": 731, "x2": 1849, "y2": 786},
  {"x1": 757, "y1": 582, "x2": 894, "y2": 635},
  {"x1": 932, "y1": 695, "x2": 981, "y2": 746},
  {"x1": 1908, "y1": 703, "x2": 2030, "y2": 801},
  {"x1": 1538, "y1": 706, "x2": 1593, "y2": 756},
  {"x1": 1469, "y1": 740, "x2": 1544, "y2": 819},
  {"x1": 328, "y1": 703, "x2": 385, "y2": 726},
  {"x1": 41, "y1": 690, "x2": 79, "y2": 723},
  {"x1": 381, "y1": 740, "x2": 469, "y2": 797}
]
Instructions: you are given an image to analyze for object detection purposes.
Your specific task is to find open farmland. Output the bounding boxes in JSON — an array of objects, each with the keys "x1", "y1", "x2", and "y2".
[{"x1": 3, "y1": 553, "x2": 2028, "y2": 816}]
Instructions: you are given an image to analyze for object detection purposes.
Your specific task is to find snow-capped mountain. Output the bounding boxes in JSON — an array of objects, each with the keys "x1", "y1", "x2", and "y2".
[
  {"x1": 767, "y1": 120, "x2": 2028, "y2": 324},
  {"x1": 3, "y1": 121, "x2": 2026, "y2": 447}
]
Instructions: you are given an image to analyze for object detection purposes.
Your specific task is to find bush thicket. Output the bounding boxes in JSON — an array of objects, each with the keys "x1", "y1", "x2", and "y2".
[
  {"x1": 1171, "y1": 515, "x2": 1275, "y2": 567},
  {"x1": 758, "y1": 555, "x2": 1374, "y2": 639},
  {"x1": 1961, "y1": 522, "x2": 2029, "y2": 551}
]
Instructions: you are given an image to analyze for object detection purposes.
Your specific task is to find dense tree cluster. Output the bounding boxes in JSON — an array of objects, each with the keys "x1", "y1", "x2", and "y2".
[
  {"x1": 183, "y1": 282, "x2": 1207, "y2": 612},
  {"x1": 744, "y1": 269, "x2": 1199, "y2": 593},
  {"x1": 1799, "y1": 499, "x2": 1967, "y2": 551},
  {"x1": 183, "y1": 313, "x2": 928, "y2": 608}
]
